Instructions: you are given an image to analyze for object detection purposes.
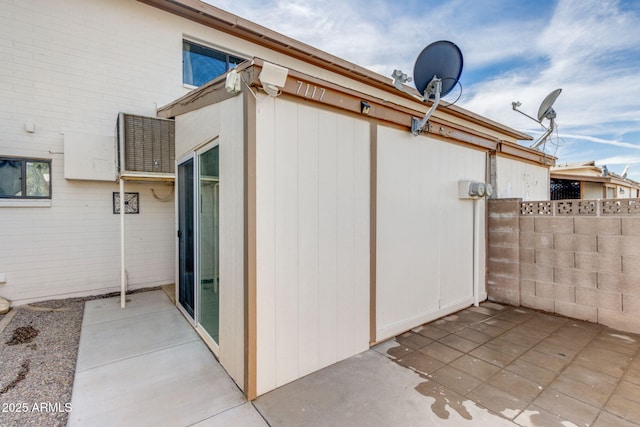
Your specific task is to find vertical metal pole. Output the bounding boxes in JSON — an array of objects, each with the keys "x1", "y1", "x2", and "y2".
[
  {"x1": 120, "y1": 178, "x2": 126, "y2": 308},
  {"x1": 473, "y1": 199, "x2": 480, "y2": 307}
]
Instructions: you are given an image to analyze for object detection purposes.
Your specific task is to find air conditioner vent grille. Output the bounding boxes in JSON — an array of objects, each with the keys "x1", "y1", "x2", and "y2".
[{"x1": 118, "y1": 113, "x2": 175, "y2": 174}]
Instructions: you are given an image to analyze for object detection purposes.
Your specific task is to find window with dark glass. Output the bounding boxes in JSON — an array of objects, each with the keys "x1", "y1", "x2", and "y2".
[
  {"x1": 550, "y1": 178, "x2": 580, "y2": 200},
  {"x1": 0, "y1": 158, "x2": 51, "y2": 199},
  {"x1": 183, "y1": 40, "x2": 245, "y2": 87}
]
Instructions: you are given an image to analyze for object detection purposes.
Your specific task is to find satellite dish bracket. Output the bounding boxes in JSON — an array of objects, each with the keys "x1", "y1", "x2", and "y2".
[
  {"x1": 391, "y1": 69, "x2": 423, "y2": 102},
  {"x1": 392, "y1": 40, "x2": 463, "y2": 137},
  {"x1": 530, "y1": 117, "x2": 555, "y2": 149},
  {"x1": 411, "y1": 76, "x2": 442, "y2": 136},
  {"x1": 511, "y1": 88, "x2": 562, "y2": 150}
]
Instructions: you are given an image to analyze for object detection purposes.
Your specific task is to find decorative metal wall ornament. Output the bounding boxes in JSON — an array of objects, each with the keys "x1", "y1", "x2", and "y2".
[{"x1": 112, "y1": 192, "x2": 140, "y2": 214}]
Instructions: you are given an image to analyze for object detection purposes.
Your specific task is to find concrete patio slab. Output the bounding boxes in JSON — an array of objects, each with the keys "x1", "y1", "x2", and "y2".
[
  {"x1": 191, "y1": 402, "x2": 268, "y2": 426},
  {"x1": 68, "y1": 290, "x2": 262, "y2": 427},
  {"x1": 75, "y1": 309, "x2": 199, "y2": 371},
  {"x1": 69, "y1": 292, "x2": 640, "y2": 426},
  {"x1": 82, "y1": 290, "x2": 176, "y2": 326},
  {"x1": 254, "y1": 350, "x2": 514, "y2": 427}
]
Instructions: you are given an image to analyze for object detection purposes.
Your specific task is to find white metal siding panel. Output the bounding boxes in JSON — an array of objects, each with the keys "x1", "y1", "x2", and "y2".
[
  {"x1": 496, "y1": 156, "x2": 550, "y2": 201},
  {"x1": 218, "y1": 95, "x2": 245, "y2": 389},
  {"x1": 583, "y1": 182, "x2": 603, "y2": 199},
  {"x1": 255, "y1": 96, "x2": 369, "y2": 396},
  {"x1": 255, "y1": 96, "x2": 278, "y2": 395},
  {"x1": 174, "y1": 96, "x2": 245, "y2": 389},
  {"x1": 297, "y1": 104, "x2": 320, "y2": 378},
  {"x1": 273, "y1": 99, "x2": 300, "y2": 387},
  {"x1": 376, "y1": 126, "x2": 485, "y2": 341},
  {"x1": 317, "y1": 110, "x2": 340, "y2": 370}
]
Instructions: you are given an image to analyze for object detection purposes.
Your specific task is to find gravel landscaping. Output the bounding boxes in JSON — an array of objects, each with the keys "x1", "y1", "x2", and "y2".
[{"x1": 0, "y1": 289, "x2": 158, "y2": 427}]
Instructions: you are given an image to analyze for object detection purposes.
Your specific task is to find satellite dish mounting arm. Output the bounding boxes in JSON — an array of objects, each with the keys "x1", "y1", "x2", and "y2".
[
  {"x1": 391, "y1": 71, "x2": 443, "y2": 136},
  {"x1": 411, "y1": 76, "x2": 442, "y2": 136},
  {"x1": 530, "y1": 116, "x2": 555, "y2": 149}
]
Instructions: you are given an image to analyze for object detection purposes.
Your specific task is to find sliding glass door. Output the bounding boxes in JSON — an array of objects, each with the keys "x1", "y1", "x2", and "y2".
[
  {"x1": 177, "y1": 142, "x2": 220, "y2": 350},
  {"x1": 198, "y1": 145, "x2": 220, "y2": 344},
  {"x1": 177, "y1": 158, "x2": 195, "y2": 318}
]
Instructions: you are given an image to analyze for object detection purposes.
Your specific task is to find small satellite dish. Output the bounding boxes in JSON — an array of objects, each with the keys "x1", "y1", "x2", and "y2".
[
  {"x1": 391, "y1": 40, "x2": 464, "y2": 136},
  {"x1": 511, "y1": 88, "x2": 562, "y2": 150},
  {"x1": 413, "y1": 41, "x2": 463, "y2": 99},
  {"x1": 537, "y1": 88, "x2": 562, "y2": 122}
]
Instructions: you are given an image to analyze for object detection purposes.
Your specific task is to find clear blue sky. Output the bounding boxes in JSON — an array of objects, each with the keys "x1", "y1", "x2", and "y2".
[{"x1": 208, "y1": 0, "x2": 640, "y2": 180}]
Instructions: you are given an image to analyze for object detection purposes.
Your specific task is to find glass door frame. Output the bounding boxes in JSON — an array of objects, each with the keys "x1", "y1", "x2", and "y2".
[{"x1": 176, "y1": 139, "x2": 221, "y2": 356}]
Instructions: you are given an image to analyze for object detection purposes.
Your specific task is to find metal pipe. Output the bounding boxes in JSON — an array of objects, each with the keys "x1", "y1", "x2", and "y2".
[
  {"x1": 472, "y1": 198, "x2": 480, "y2": 307},
  {"x1": 120, "y1": 178, "x2": 126, "y2": 308}
]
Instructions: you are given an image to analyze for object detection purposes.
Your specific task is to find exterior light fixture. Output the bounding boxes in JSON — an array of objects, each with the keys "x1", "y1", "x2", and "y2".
[{"x1": 360, "y1": 100, "x2": 371, "y2": 115}]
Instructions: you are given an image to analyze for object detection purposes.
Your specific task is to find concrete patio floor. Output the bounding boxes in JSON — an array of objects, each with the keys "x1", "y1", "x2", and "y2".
[{"x1": 69, "y1": 290, "x2": 640, "y2": 426}]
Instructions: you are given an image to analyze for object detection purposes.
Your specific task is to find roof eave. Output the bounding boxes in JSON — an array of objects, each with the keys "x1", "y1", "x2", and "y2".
[{"x1": 139, "y1": 0, "x2": 531, "y2": 142}]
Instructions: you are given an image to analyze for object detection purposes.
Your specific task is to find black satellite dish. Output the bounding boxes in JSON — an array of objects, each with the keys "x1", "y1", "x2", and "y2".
[
  {"x1": 391, "y1": 40, "x2": 464, "y2": 135},
  {"x1": 413, "y1": 41, "x2": 463, "y2": 99}
]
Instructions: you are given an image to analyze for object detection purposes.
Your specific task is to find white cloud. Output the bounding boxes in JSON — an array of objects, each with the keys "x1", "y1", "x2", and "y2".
[{"x1": 206, "y1": 0, "x2": 640, "y2": 163}]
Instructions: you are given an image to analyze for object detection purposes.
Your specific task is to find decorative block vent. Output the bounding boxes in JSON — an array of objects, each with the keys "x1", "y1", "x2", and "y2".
[
  {"x1": 520, "y1": 198, "x2": 640, "y2": 216},
  {"x1": 117, "y1": 113, "x2": 175, "y2": 174}
]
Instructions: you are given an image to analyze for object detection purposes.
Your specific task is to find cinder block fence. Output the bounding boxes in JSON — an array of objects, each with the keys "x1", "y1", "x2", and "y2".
[{"x1": 488, "y1": 198, "x2": 640, "y2": 334}]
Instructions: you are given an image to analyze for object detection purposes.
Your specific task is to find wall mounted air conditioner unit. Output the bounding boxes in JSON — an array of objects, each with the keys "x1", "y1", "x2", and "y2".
[{"x1": 117, "y1": 113, "x2": 175, "y2": 175}]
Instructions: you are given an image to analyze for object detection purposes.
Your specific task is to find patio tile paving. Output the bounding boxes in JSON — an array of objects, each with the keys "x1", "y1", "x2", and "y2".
[
  {"x1": 503, "y1": 358, "x2": 558, "y2": 387},
  {"x1": 449, "y1": 354, "x2": 501, "y2": 381},
  {"x1": 413, "y1": 323, "x2": 450, "y2": 340},
  {"x1": 605, "y1": 380, "x2": 640, "y2": 425},
  {"x1": 429, "y1": 365, "x2": 483, "y2": 395},
  {"x1": 519, "y1": 348, "x2": 572, "y2": 373},
  {"x1": 438, "y1": 333, "x2": 480, "y2": 353},
  {"x1": 574, "y1": 344, "x2": 633, "y2": 378},
  {"x1": 469, "y1": 344, "x2": 518, "y2": 368},
  {"x1": 419, "y1": 341, "x2": 464, "y2": 364},
  {"x1": 486, "y1": 370, "x2": 542, "y2": 402},
  {"x1": 396, "y1": 350, "x2": 444, "y2": 375},
  {"x1": 549, "y1": 365, "x2": 618, "y2": 407},
  {"x1": 467, "y1": 383, "x2": 528, "y2": 420},
  {"x1": 375, "y1": 301, "x2": 640, "y2": 426},
  {"x1": 532, "y1": 388, "x2": 600, "y2": 427},
  {"x1": 395, "y1": 330, "x2": 433, "y2": 349},
  {"x1": 594, "y1": 411, "x2": 640, "y2": 427}
]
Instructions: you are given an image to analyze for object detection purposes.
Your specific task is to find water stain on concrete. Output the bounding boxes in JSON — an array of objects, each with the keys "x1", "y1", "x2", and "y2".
[
  {"x1": 386, "y1": 343, "x2": 473, "y2": 420},
  {"x1": 415, "y1": 376, "x2": 473, "y2": 420}
]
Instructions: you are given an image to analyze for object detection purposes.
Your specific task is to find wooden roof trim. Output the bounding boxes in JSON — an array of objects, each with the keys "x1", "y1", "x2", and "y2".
[
  {"x1": 550, "y1": 172, "x2": 640, "y2": 188},
  {"x1": 158, "y1": 62, "x2": 552, "y2": 166},
  {"x1": 139, "y1": 0, "x2": 530, "y2": 141}
]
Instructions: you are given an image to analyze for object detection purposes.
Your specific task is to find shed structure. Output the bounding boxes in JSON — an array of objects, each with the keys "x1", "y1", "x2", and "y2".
[{"x1": 158, "y1": 58, "x2": 554, "y2": 399}]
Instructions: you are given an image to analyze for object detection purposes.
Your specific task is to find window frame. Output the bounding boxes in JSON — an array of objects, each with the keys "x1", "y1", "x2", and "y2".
[
  {"x1": 182, "y1": 39, "x2": 246, "y2": 88},
  {"x1": 0, "y1": 157, "x2": 52, "y2": 200}
]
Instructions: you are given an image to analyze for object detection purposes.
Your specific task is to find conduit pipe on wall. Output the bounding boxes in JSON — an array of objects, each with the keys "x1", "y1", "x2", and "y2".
[
  {"x1": 472, "y1": 198, "x2": 480, "y2": 307},
  {"x1": 119, "y1": 178, "x2": 126, "y2": 308}
]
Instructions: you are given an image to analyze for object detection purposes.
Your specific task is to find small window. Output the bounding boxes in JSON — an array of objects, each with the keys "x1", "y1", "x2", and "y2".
[
  {"x1": 0, "y1": 158, "x2": 51, "y2": 199},
  {"x1": 183, "y1": 40, "x2": 245, "y2": 87}
]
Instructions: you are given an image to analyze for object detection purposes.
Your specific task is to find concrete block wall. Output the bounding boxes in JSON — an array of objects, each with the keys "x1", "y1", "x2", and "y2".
[
  {"x1": 487, "y1": 199, "x2": 520, "y2": 306},
  {"x1": 487, "y1": 199, "x2": 640, "y2": 335}
]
